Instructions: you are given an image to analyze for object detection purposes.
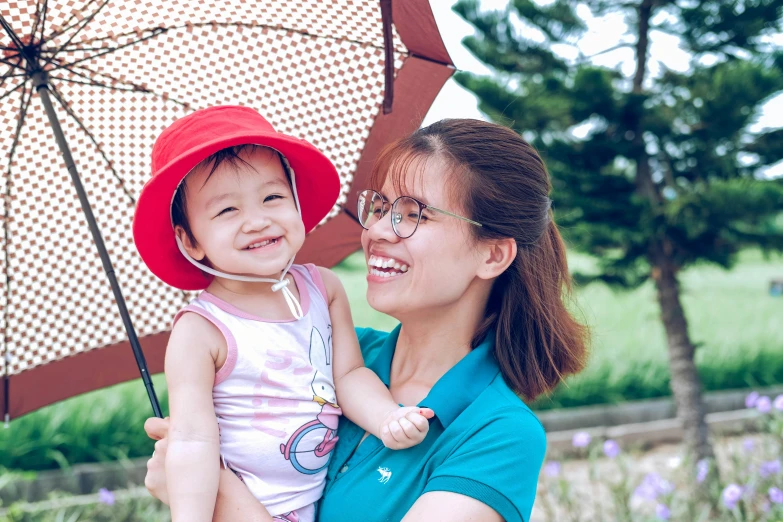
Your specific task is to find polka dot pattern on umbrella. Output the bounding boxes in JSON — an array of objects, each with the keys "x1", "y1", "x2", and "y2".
[{"x1": 0, "y1": 0, "x2": 407, "y2": 377}]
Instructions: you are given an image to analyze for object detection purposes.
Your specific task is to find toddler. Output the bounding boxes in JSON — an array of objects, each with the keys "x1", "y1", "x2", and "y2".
[{"x1": 133, "y1": 106, "x2": 432, "y2": 522}]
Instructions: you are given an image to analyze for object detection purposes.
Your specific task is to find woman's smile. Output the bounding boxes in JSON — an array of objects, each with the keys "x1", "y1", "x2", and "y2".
[{"x1": 367, "y1": 254, "x2": 409, "y2": 281}]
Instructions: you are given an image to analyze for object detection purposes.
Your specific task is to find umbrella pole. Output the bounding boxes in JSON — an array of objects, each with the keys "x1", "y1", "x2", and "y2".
[{"x1": 31, "y1": 71, "x2": 162, "y2": 418}]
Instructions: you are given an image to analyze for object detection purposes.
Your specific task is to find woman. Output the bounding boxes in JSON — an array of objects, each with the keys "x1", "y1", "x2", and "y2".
[{"x1": 143, "y1": 118, "x2": 588, "y2": 521}]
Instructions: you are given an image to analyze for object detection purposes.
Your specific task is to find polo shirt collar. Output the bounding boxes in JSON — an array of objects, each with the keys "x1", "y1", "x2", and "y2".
[{"x1": 366, "y1": 325, "x2": 501, "y2": 428}]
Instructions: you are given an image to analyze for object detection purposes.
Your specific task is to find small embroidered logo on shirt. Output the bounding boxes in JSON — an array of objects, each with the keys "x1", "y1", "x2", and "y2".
[{"x1": 377, "y1": 467, "x2": 392, "y2": 484}]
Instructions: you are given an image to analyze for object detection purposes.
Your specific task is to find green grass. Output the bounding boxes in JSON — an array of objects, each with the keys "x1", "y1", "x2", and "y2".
[
  {"x1": 537, "y1": 249, "x2": 783, "y2": 409},
  {"x1": 0, "y1": 375, "x2": 168, "y2": 472},
  {"x1": 2, "y1": 249, "x2": 781, "y2": 471}
]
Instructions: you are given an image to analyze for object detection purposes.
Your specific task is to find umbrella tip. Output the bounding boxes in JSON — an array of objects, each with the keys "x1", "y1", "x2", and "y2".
[{"x1": 3, "y1": 413, "x2": 8, "y2": 429}]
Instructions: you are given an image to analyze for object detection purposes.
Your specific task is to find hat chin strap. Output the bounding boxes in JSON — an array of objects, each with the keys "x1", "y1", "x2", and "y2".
[
  {"x1": 175, "y1": 238, "x2": 303, "y2": 319},
  {"x1": 174, "y1": 154, "x2": 305, "y2": 320}
]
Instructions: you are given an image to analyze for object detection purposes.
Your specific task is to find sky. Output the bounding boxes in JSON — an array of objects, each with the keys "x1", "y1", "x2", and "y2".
[{"x1": 422, "y1": 0, "x2": 783, "y2": 177}]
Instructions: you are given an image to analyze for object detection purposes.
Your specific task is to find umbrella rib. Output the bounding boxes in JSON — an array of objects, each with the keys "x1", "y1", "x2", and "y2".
[
  {"x1": 0, "y1": 74, "x2": 27, "y2": 88},
  {"x1": 29, "y1": 0, "x2": 44, "y2": 42},
  {"x1": 0, "y1": 14, "x2": 26, "y2": 52},
  {"x1": 49, "y1": 74, "x2": 145, "y2": 93},
  {"x1": 59, "y1": 61, "x2": 149, "y2": 91},
  {"x1": 56, "y1": 22, "x2": 399, "y2": 56},
  {"x1": 45, "y1": 0, "x2": 102, "y2": 42},
  {"x1": 52, "y1": 27, "x2": 168, "y2": 70},
  {"x1": 0, "y1": 56, "x2": 22, "y2": 69},
  {"x1": 2, "y1": 81, "x2": 33, "y2": 393},
  {"x1": 0, "y1": 81, "x2": 26, "y2": 104},
  {"x1": 44, "y1": 0, "x2": 111, "y2": 68},
  {"x1": 48, "y1": 83, "x2": 137, "y2": 205},
  {"x1": 39, "y1": 0, "x2": 49, "y2": 44},
  {"x1": 43, "y1": 0, "x2": 102, "y2": 43},
  {"x1": 54, "y1": 62, "x2": 191, "y2": 110}
]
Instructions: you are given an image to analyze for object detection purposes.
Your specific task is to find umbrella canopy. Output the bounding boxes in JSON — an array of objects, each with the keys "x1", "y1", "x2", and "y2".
[{"x1": 0, "y1": 0, "x2": 453, "y2": 420}]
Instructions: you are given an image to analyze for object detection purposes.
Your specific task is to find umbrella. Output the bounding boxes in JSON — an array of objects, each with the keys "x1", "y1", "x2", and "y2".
[{"x1": 0, "y1": 0, "x2": 453, "y2": 422}]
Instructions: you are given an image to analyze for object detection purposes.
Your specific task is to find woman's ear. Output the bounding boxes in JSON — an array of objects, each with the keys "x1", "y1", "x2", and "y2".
[
  {"x1": 175, "y1": 226, "x2": 205, "y2": 261},
  {"x1": 477, "y1": 237, "x2": 517, "y2": 280}
]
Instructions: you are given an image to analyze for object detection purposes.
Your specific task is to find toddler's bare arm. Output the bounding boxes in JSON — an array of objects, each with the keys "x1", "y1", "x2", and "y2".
[
  {"x1": 318, "y1": 267, "x2": 433, "y2": 449},
  {"x1": 165, "y1": 312, "x2": 223, "y2": 522}
]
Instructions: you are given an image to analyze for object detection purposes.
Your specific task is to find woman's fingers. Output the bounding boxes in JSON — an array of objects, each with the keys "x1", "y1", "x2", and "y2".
[
  {"x1": 145, "y1": 448, "x2": 169, "y2": 504},
  {"x1": 144, "y1": 417, "x2": 171, "y2": 504},
  {"x1": 154, "y1": 438, "x2": 168, "y2": 455},
  {"x1": 144, "y1": 416, "x2": 170, "y2": 441}
]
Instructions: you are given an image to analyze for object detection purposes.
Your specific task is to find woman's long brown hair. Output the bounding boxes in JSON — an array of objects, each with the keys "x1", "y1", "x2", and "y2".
[{"x1": 369, "y1": 119, "x2": 588, "y2": 401}]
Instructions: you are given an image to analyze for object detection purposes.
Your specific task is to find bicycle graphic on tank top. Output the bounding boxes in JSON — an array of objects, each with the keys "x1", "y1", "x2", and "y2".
[{"x1": 280, "y1": 326, "x2": 341, "y2": 474}]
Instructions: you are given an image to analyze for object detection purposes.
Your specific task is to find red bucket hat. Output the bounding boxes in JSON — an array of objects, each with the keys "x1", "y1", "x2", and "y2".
[{"x1": 133, "y1": 105, "x2": 340, "y2": 291}]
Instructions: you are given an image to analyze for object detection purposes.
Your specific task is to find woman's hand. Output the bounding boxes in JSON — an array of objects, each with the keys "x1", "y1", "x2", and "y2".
[
  {"x1": 144, "y1": 416, "x2": 171, "y2": 504},
  {"x1": 143, "y1": 416, "x2": 275, "y2": 521}
]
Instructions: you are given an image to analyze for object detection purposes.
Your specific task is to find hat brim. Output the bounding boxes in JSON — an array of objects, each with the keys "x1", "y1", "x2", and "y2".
[{"x1": 133, "y1": 131, "x2": 340, "y2": 290}]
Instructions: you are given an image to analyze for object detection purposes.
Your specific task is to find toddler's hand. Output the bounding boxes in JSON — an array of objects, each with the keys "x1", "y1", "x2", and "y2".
[{"x1": 379, "y1": 407, "x2": 435, "y2": 450}]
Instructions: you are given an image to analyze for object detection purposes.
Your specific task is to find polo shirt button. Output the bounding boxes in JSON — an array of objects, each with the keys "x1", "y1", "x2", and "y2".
[{"x1": 339, "y1": 465, "x2": 349, "y2": 473}]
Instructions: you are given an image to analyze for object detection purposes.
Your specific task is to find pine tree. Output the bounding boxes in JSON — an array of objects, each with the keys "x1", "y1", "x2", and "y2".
[{"x1": 454, "y1": 0, "x2": 783, "y2": 465}]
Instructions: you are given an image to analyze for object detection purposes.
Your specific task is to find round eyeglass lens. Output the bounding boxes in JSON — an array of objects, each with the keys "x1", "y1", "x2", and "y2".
[
  {"x1": 358, "y1": 190, "x2": 385, "y2": 230},
  {"x1": 391, "y1": 196, "x2": 422, "y2": 238}
]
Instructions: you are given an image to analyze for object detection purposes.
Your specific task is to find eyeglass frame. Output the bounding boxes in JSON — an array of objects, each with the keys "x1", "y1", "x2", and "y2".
[{"x1": 356, "y1": 189, "x2": 483, "y2": 239}]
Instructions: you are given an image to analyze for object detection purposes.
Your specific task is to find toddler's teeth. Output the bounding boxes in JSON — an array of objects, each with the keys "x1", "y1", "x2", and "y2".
[{"x1": 401, "y1": 264, "x2": 408, "y2": 272}]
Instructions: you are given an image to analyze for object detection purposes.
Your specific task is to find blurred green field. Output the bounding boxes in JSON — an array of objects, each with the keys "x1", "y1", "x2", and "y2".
[{"x1": 1, "y1": 249, "x2": 781, "y2": 471}]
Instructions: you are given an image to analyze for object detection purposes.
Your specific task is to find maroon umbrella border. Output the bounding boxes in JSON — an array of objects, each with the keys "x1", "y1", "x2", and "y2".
[{"x1": 2, "y1": 0, "x2": 454, "y2": 419}]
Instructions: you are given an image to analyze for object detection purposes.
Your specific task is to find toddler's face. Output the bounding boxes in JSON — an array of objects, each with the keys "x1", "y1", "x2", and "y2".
[{"x1": 177, "y1": 147, "x2": 305, "y2": 279}]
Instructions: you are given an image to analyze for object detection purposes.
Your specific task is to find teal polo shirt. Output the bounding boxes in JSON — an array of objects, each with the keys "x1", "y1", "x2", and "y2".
[{"x1": 318, "y1": 326, "x2": 546, "y2": 522}]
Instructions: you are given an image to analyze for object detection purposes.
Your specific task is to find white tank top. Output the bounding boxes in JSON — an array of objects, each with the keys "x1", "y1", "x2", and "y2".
[{"x1": 174, "y1": 264, "x2": 341, "y2": 519}]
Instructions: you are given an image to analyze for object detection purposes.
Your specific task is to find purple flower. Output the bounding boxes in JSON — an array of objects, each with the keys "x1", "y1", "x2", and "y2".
[
  {"x1": 722, "y1": 484, "x2": 743, "y2": 510},
  {"x1": 603, "y1": 439, "x2": 620, "y2": 459},
  {"x1": 696, "y1": 459, "x2": 710, "y2": 483},
  {"x1": 746, "y1": 391, "x2": 760, "y2": 408},
  {"x1": 633, "y1": 473, "x2": 673, "y2": 501},
  {"x1": 655, "y1": 503, "x2": 671, "y2": 520},
  {"x1": 759, "y1": 459, "x2": 781, "y2": 478},
  {"x1": 756, "y1": 396, "x2": 772, "y2": 414},
  {"x1": 769, "y1": 487, "x2": 783, "y2": 504},
  {"x1": 543, "y1": 461, "x2": 561, "y2": 478},
  {"x1": 742, "y1": 438, "x2": 755, "y2": 453},
  {"x1": 98, "y1": 488, "x2": 115, "y2": 506},
  {"x1": 774, "y1": 394, "x2": 783, "y2": 411},
  {"x1": 572, "y1": 431, "x2": 591, "y2": 448}
]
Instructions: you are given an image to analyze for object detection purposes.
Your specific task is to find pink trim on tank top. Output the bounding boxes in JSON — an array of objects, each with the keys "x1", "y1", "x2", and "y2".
[
  {"x1": 199, "y1": 267, "x2": 311, "y2": 323},
  {"x1": 304, "y1": 264, "x2": 328, "y2": 302},
  {"x1": 174, "y1": 305, "x2": 238, "y2": 386}
]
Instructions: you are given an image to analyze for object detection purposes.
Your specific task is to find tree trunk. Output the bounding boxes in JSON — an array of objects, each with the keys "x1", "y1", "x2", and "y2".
[
  {"x1": 652, "y1": 247, "x2": 714, "y2": 462},
  {"x1": 632, "y1": 0, "x2": 716, "y2": 465}
]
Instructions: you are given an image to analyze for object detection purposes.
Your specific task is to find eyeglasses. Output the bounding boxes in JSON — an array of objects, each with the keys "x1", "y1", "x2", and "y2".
[{"x1": 357, "y1": 189, "x2": 482, "y2": 239}]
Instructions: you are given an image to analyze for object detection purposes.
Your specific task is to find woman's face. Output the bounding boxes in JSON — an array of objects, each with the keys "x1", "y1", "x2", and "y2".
[{"x1": 360, "y1": 157, "x2": 485, "y2": 319}]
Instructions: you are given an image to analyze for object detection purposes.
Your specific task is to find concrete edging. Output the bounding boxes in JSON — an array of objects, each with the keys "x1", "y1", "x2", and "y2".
[
  {"x1": 536, "y1": 385, "x2": 783, "y2": 432},
  {"x1": 546, "y1": 408, "x2": 763, "y2": 458},
  {"x1": 3, "y1": 386, "x2": 780, "y2": 504}
]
